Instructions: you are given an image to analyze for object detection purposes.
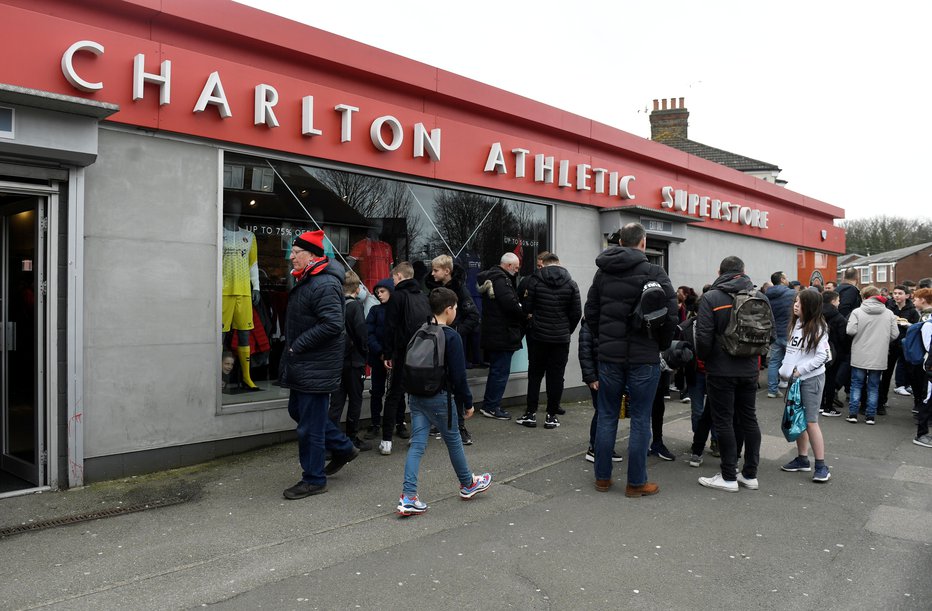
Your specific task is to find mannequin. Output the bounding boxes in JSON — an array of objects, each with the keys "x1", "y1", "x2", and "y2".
[
  {"x1": 349, "y1": 221, "x2": 393, "y2": 292},
  {"x1": 222, "y1": 197, "x2": 261, "y2": 391}
]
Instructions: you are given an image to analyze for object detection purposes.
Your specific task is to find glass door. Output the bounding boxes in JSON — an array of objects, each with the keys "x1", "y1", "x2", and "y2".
[{"x1": 1, "y1": 194, "x2": 45, "y2": 488}]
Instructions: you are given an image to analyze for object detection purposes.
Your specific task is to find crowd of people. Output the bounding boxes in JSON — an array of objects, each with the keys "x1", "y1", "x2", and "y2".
[{"x1": 275, "y1": 225, "x2": 932, "y2": 513}]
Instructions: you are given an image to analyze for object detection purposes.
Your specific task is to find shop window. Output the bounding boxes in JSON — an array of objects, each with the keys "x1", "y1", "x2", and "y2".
[
  {"x1": 0, "y1": 107, "x2": 13, "y2": 139},
  {"x1": 219, "y1": 151, "x2": 550, "y2": 407},
  {"x1": 859, "y1": 267, "x2": 871, "y2": 284},
  {"x1": 875, "y1": 265, "x2": 887, "y2": 282}
]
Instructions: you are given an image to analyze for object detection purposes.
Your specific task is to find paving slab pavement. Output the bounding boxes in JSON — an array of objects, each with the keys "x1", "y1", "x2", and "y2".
[{"x1": 1, "y1": 383, "x2": 930, "y2": 610}]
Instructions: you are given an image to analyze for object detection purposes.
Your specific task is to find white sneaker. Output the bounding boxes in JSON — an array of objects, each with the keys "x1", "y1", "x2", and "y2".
[
  {"x1": 893, "y1": 386, "x2": 911, "y2": 396},
  {"x1": 698, "y1": 473, "x2": 739, "y2": 492},
  {"x1": 736, "y1": 473, "x2": 759, "y2": 490},
  {"x1": 379, "y1": 440, "x2": 392, "y2": 455}
]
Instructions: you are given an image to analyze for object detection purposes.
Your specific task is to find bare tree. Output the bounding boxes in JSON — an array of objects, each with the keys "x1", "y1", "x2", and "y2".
[{"x1": 838, "y1": 216, "x2": 932, "y2": 254}]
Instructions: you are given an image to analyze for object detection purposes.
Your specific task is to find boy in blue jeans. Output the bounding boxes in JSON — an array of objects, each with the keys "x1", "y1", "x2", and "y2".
[{"x1": 397, "y1": 287, "x2": 492, "y2": 516}]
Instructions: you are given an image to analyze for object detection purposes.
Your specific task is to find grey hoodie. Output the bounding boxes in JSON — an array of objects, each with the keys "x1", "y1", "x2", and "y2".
[{"x1": 846, "y1": 297, "x2": 899, "y2": 370}]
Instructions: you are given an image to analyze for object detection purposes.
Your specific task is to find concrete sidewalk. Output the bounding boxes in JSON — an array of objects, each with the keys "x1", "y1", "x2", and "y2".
[{"x1": 1, "y1": 383, "x2": 930, "y2": 609}]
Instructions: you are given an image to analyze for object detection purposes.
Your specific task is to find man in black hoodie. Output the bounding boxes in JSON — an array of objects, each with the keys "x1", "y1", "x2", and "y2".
[
  {"x1": 837, "y1": 267, "x2": 861, "y2": 319},
  {"x1": 516, "y1": 252, "x2": 582, "y2": 429},
  {"x1": 695, "y1": 256, "x2": 774, "y2": 494},
  {"x1": 427, "y1": 254, "x2": 480, "y2": 444},
  {"x1": 820, "y1": 290, "x2": 848, "y2": 417},
  {"x1": 879, "y1": 285, "x2": 920, "y2": 410},
  {"x1": 477, "y1": 252, "x2": 525, "y2": 420},
  {"x1": 380, "y1": 262, "x2": 431, "y2": 455},
  {"x1": 584, "y1": 223, "x2": 677, "y2": 497}
]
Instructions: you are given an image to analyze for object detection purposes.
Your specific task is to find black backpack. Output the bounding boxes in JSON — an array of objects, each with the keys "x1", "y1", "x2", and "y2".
[
  {"x1": 719, "y1": 290, "x2": 773, "y2": 357},
  {"x1": 402, "y1": 291, "x2": 432, "y2": 341},
  {"x1": 404, "y1": 322, "x2": 454, "y2": 427},
  {"x1": 630, "y1": 268, "x2": 669, "y2": 337}
]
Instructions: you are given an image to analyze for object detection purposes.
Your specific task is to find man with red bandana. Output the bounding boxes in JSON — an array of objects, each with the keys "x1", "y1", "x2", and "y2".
[{"x1": 280, "y1": 230, "x2": 359, "y2": 499}]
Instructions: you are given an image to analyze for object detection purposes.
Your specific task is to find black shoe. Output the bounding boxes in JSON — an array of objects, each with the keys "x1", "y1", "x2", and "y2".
[
  {"x1": 395, "y1": 424, "x2": 410, "y2": 439},
  {"x1": 544, "y1": 414, "x2": 560, "y2": 429},
  {"x1": 555, "y1": 407, "x2": 566, "y2": 415},
  {"x1": 352, "y1": 437, "x2": 373, "y2": 452},
  {"x1": 324, "y1": 446, "x2": 360, "y2": 475},
  {"x1": 460, "y1": 427, "x2": 473, "y2": 445},
  {"x1": 363, "y1": 424, "x2": 381, "y2": 440},
  {"x1": 516, "y1": 412, "x2": 537, "y2": 427},
  {"x1": 479, "y1": 408, "x2": 511, "y2": 420},
  {"x1": 283, "y1": 481, "x2": 327, "y2": 500},
  {"x1": 709, "y1": 440, "x2": 720, "y2": 458},
  {"x1": 877, "y1": 405, "x2": 887, "y2": 416}
]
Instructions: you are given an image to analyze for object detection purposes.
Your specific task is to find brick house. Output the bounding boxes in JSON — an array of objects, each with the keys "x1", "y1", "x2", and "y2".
[{"x1": 838, "y1": 242, "x2": 932, "y2": 291}]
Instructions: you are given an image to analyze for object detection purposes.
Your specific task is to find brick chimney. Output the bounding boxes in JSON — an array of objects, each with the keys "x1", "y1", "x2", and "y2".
[{"x1": 649, "y1": 97, "x2": 688, "y2": 141}]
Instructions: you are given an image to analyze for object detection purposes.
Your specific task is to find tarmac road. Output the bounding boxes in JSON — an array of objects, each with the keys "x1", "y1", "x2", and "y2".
[{"x1": 1, "y1": 382, "x2": 930, "y2": 610}]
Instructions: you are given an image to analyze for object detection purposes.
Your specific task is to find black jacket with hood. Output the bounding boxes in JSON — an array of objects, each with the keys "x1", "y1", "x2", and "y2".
[
  {"x1": 583, "y1": 247, "x2": 678, "y2": 365},
  {"x1": 837, "y1": 282, "x2": 861, "y2": 319},
  {"x1": 477, "y1": 265, "x2": 525, "y2": 351},
  {"x1": 822, "y1": 301, "x2": 850, "y2": 361},
  {"x1": 424, "y1": 263, "x2": 480, "y2": 336},
  {"x1": 382, "y1": 277, "x2": 429, "y2": 361},
  {"x1": 522, "y1": 265, "x2": 582, "y2": 343},
  {"x1": 279, "y1": 258, "x2": 346, "y2": 393},
  {"x1": 695, "y1": 271, "x2": 774, "y2": 378}
]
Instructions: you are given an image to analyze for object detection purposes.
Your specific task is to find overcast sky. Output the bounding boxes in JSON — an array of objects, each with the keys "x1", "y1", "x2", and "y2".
[{"x1": 236, "y1": 0, "x2": 929, "y2": 222}]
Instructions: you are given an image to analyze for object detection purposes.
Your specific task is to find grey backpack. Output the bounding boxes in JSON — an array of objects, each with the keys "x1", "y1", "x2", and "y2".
[{"x1": 720, "y1": 290, "x2": 773, "y2": 357}]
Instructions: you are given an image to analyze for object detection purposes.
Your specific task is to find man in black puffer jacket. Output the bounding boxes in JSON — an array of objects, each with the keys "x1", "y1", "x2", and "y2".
[
  {"x1": 694, "y1": 256, "x2": 774, "y2": 494},
  {"x1": 584, "y1": 223, "x2": 678, "y2": 497},
  {"x1": 820, "y1": 290, "x2": 849, "y2": 416},
  {"x1": 516, "y1": 252, "x2": 581, "y2": 429},
  {"x1": 280, "y1": 230, "x2": 358, "y2": 500},
  {"x1": 477, "y1": 252, "x2": 525, "y2": 421}
]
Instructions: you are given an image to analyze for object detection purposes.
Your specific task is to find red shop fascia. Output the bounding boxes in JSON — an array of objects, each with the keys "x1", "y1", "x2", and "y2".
[{"x1": 0, "y1": 0, "x2": 845, "y2": 255}]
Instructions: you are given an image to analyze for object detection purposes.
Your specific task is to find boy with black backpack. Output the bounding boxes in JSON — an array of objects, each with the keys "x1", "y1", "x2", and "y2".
[
  {"x1": 380, "y1": 262, "x2": 432, "y2": 455},
  {"x1": 396, "y1": 287, "x2": 492, "y2": 516}
]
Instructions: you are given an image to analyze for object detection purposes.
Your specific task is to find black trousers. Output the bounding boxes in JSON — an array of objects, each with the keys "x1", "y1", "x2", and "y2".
[
  {"x1": 329, "y1": 364, "x2": 365, "y2": 438},
  {"x1": 707, "y1": 375, "x2": 761, "y2": 480},
  {"x1": 821, "y1": 361, "x2": 841, "y2": 410},
  {"x1": 525, "y1": 339, "x2": 570, "y2": 416},
  {"x1": 879, "y1": 344, "x2": 904, "y2": 407},
  {"x1": 651, "y1": 371, "x2": 670, "y2": 445},
  {"x1": 367, "y1": 359, "x2": 404, "y2": 428},
  {"x1": 382, "y1": 352, "x2": 408, "y2": 442}
]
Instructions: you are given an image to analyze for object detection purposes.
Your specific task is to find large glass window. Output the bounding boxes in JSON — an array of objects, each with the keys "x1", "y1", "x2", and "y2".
[{"x1": 220, "y1": 152, "x2": 550, "y2": 406}]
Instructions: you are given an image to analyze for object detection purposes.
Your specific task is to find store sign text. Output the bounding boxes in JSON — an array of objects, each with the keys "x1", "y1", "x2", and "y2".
[
  {"x1": 61, "y1": 40, "x2": 442, "y2": 161},
  {"x1": 660, "y1": 186, "x2": 769, "y2": 229},
  {"x1": 483, "y1": 142, "x2": 635, "y2": 200}
]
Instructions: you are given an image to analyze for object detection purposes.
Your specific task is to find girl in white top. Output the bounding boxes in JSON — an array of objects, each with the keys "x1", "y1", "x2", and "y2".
[{"x1": 779, "y1": 289, "x2": 832, "y2": 482}]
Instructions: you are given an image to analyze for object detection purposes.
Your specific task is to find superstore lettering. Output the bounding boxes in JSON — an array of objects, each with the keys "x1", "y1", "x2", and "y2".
[{"x1": 660, "y1": 186, "x2": 769, "y2": 229}]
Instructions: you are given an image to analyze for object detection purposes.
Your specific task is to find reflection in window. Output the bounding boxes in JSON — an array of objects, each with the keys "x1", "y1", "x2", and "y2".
[{"x1": 219, "y1": 152, "x2": 550, "y2": 406}]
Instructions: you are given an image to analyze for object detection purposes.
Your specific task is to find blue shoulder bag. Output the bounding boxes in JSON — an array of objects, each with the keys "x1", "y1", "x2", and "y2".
[{"x1": 781, "y1": 379, "x2": 807, "y2": 442}]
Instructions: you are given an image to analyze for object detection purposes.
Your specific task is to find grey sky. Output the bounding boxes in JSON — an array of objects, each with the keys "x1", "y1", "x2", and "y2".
[{"x1": 236, "y1": 0, "x2": 930, "y2": 221}]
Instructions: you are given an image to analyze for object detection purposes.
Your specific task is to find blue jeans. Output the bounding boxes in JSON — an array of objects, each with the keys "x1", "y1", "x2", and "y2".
[
  {"x1": 403, "y1": 392, "x2": 473, "y2": 496},
  {"x1": 767, "y1": 337, "x2": 788, "y2": 393},
  {"x1": 288, "y1": 391, "x2": 355, "y2": 486},
  {"x1": 595, "y1": 362, "x2": 660, "y2": 485},
  {"x1": 689, "y1": 371, "x2": 707, "y2": 433},
  {"x1": 482, "y1": 350, "x2": 514, "y2": 412},
  {"x1": 849, "y1": 367, "x2": 881, "y2": 418}
]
